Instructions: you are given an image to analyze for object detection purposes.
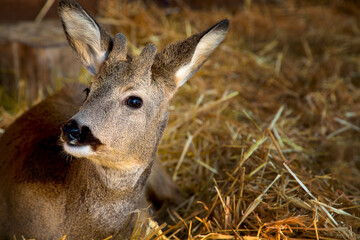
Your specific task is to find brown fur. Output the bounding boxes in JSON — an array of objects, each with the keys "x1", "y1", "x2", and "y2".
[{"x1": 0, "y1": 0, "x2": 229, "y2": 239}]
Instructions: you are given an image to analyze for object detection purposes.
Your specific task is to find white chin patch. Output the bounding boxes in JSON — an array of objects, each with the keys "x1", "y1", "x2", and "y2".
[{"x1": 64, "y1": 144, "x2": 94, "y2": 158}]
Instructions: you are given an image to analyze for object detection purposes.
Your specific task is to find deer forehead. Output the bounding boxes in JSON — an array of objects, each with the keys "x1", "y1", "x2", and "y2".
[
  {"x1": 84, "y1": 61, "x2": 167, "y2": 108},
  {"x1": 88, "y1": 79, "x2": 164, "y2": 104},
  {"x1": 95, "y1": 59, "x2": 150, "y2": 86}
]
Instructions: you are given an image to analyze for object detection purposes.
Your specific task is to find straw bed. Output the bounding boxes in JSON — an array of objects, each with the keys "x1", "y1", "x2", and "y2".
[{"x1": 1, "y1": 0, "x2": 359, "y2": 239}]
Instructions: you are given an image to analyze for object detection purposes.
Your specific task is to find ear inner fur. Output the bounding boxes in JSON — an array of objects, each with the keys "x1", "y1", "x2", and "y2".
[
  {"x1": 175, "y1": 26, "x2": 228, "y2": 86},
  {"x1": 59, "y1": 0, "x2": 113, "y2": 75},
  {"x1": 151, "y1": 19, "x2": 229, "y2": 91}
]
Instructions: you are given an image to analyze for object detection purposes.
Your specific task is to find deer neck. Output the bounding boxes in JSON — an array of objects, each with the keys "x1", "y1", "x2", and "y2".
[
  {"x1": 70, "y1": 155, "x2": 153, "y2": 195},
  {"x1": 64, "y1": 157, "x2": 151, "y2": 237}
]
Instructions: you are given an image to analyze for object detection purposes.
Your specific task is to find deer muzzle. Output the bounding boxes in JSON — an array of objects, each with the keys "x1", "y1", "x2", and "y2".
[{"x1": 61, "y1": 119, "x2": 102, "y2": 150}]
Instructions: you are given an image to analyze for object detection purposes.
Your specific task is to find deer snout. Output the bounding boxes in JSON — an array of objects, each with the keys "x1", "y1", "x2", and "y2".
[{"x1": 61, "y1": 119, "x2": 102, "y2": 149}]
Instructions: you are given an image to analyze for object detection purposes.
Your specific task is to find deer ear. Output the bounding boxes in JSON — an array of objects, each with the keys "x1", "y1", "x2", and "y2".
[
  {"x1": 152, "y1": 19, "x2": 229, "y2": 89},
  {"x1": 59, "y1": 0, "x2": 113, "y2": 75}
]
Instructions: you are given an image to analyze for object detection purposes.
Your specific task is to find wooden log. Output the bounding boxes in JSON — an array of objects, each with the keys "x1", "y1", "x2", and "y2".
[
  {"x1": 0, "y1": 0, "x2": 99, "y2": 22},
  {"x1": 0, "y1": 20, "x2": 82, "y2": 105}
]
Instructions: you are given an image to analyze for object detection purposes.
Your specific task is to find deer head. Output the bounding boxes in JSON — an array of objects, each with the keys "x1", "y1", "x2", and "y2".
[{"x1": 59, "y1": 0, "x2": 229, "y2": 175}]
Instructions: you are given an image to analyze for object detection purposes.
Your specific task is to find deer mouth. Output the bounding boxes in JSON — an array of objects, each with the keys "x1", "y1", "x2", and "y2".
[{"x1": 63, "y1": 144, "x2": 94, "y2": 158}]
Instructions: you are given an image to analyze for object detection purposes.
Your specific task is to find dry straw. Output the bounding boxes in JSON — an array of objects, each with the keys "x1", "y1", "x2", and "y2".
[
  {"x1": 1, "y1": 0, "x2": 359, "y2": 239},
  {"x1": 100, "y1": 0, "x2": 360, "y2": 238}
]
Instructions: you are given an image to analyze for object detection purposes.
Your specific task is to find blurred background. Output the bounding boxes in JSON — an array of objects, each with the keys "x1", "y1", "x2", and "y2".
[{"x1": 0, "y1": 0, "x2": 359, "y2": 239}]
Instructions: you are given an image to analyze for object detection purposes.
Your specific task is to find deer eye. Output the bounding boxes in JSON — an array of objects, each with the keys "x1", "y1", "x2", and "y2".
[
  {"x1": 125, "y1": 96, "x2": 143, "y2": 109},
  {"x1": 83, "y1": 88, "x2": 90, "y2": 99}
]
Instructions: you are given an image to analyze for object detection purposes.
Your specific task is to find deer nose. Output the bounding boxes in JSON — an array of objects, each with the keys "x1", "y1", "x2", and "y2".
[
  {"x1": 61, "y1": 119, "x2": 102, "y2": 148},
  {"x1": 62, "y1": 119, "x2": 81, "y2": 143}
]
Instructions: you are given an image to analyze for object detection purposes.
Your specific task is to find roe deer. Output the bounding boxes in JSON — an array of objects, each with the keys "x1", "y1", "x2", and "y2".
[{"x1": 0, "y1": 0, "x2": 229, "y2": 239}]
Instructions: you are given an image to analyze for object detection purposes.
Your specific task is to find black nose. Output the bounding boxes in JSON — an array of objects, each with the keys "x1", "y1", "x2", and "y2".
[
  {"x1": 62, "y1": 119, "x2": 81, "y2": 143},
  {"x1": 61, "y1": 119, "x2": 102, "y2": 147}
]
